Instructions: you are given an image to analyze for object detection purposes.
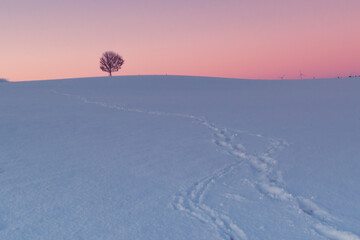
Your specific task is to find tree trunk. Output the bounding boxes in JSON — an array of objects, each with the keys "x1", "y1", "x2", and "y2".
[{"x1": 109, "y1": 71, "x2": 112, "y2": 76}]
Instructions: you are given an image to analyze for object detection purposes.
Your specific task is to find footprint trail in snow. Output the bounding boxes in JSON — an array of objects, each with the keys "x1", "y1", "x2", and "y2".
[{"x1": 53, "y1": 90, "x2": 360, "y2": 240}]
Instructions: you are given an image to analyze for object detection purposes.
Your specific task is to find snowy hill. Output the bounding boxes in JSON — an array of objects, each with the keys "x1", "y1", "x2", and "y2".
[{"x1": 0, "y1": 75, "x2": 359, "y2": 240}]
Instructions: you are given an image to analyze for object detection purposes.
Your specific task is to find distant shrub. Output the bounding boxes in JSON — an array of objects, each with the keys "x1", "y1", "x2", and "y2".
[{"x1": 0, "y1": 78, "x2": 8, "y2": 83}]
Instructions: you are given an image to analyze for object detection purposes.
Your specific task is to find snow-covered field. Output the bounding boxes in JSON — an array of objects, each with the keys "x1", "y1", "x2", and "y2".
[{"x1": 0, "y1": 75, "x2": 359, "y2": 240}]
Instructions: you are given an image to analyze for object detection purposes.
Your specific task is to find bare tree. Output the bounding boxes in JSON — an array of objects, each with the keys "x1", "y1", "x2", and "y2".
[{"x1": 100, "y1": 51, "x2": 124, "y2": 76}]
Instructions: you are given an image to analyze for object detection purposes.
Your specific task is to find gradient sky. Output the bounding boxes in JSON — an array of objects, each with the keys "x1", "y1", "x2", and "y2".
[{"x1": 1, "y1": 0, "x2": 359, "y2": 81}]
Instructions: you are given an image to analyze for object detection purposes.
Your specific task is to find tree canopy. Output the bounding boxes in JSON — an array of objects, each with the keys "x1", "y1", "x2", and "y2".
[{"x1": 100, "y1": 51, "x2": 124, "y2": 76}]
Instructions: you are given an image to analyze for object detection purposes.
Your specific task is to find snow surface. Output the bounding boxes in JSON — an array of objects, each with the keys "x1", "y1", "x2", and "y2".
[{"x1": 0, "y1": 75, "x2": 359, "y2": 240}]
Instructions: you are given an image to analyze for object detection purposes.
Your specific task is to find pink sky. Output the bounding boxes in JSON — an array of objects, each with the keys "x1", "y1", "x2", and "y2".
[{"x1": 1, "y1": 0, "x2": 359, "y2": 81}]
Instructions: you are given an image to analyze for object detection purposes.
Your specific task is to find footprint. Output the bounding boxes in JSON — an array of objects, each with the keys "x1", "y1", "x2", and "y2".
[{"x1": 297, "y1": 197, "x2": 336, "y2": 222}]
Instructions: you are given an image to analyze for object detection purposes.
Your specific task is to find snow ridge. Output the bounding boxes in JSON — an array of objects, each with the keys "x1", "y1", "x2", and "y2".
[{"x1": 52, "y1": 90, "x2": 360, "y2": 240}]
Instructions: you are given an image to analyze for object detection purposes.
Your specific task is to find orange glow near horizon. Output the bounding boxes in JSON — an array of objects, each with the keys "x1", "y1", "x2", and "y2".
[{"x1": 1, "y1": 0, "x2": 360, "y2": 81}]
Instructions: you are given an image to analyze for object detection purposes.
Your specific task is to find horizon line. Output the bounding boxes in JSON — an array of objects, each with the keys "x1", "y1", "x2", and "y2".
[{"x1": 4, "y1": 74, "x2": 360, "y2": 83}]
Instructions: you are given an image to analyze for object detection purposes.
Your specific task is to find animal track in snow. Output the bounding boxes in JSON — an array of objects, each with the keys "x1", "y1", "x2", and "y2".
[
  {"x1": 53, "y1": 90, "x2": 360, "y2": 240},
  {"x1": 173, "y1": 164, "x2": 248, "y2": 240},
  {"x1": 297, "y1": 197, "x2": 338, "y2": 223}
]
